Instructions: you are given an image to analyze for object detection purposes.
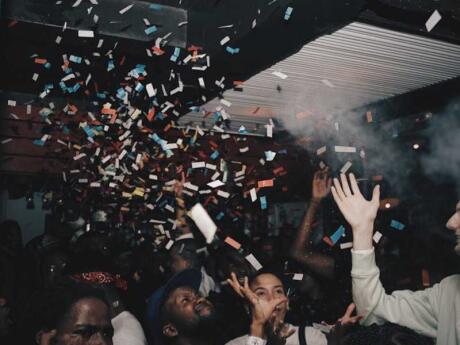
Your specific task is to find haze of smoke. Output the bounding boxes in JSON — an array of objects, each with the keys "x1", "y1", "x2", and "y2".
[{"x1": 420, "y1": 100, "x2": 460, "y2": 196}]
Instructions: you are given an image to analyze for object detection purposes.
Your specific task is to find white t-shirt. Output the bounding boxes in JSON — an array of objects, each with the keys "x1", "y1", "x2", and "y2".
[
  {"x1": 112, "y1": 311, "x2": 147, "y2": 345},
  {"x1": 225, "y1": 325, "x2": 327, "y2": 345}
]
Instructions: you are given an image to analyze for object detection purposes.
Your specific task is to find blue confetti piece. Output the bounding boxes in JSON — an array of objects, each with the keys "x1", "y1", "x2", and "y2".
[
  {"x1": 284, "y1": 7, "x2": 293, "y2": 20},
  {"x1": 107, "y1": 60, "x2": 115, "y2": 72},
  {"x1": 44, "y1": 62, "x2": 52, "y2": 69},
  {"x1": 390, "y1": 220, "x2": 405, "y2": 231},
  {"x1": 225, "y1": 46, "x2": 240, "y2": 54},
  {"x1": 210, "y1": 151, "x2": 219, "y2": 160},
  {"x1": 260, "y1": 196, "x2": 267, "y2": 210},
  {"x1": 144, "y1": 25, "x2": 158, "y2": 35},
  {"x1": 216, "y1": 212, "x2": 225, "y2": 220},
  {"x1": 96, "y1": 93, "x2": 106, "y2": 99},
  {"x1": 330, "y1": 225, "x2": 345, "y2": 245},
  {"x1": 59, "y1": 81, "x2": 66, "y2": 90},
  {"x1": 69, "y1": 55, "x2": 82, "y2": 64},
  {"x1": 135, "y1": 83, "x2": 144, "y2": 92},
  {"x1": 170, "y1": 47, "x2": 181, "y2": 62},
  {"x1": 72, "y1": 83, "x2": 80, "y2": 93},
  {"x1": 83, "y1": 126, "x2": 95, "y2": 137},
  {"x1": 33, "y1": 139, "x2": 45, "y2": 146}
]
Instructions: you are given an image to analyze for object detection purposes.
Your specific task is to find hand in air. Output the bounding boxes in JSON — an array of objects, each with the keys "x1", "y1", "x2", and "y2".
[
  {"x1": 312, "y1": 168, "x2": 332, "y2": 201},
  {"x1": 227, "y1": 272, "x2": 287, "y2": 327},
  {"x1": 331, "y1": 173, "x2": 380, "y2": 232}
]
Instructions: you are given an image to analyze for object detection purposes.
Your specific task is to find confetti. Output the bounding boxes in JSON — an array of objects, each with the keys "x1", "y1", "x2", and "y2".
[
  {"x1": 390, "y1": 220, "x2": 405, "y2": 231},
  {"x1": 245, "y1": 254, "x2": 263, "y2": 271},
  {"x1": 425, "y1": 10, "x2": 442, "y2": 32},
  {"x1": 188, "y1": 203, "x2": 217, "y2": 244},
  {"x1": 272, "y1": 71, "x2": 288, "y2": 80}
]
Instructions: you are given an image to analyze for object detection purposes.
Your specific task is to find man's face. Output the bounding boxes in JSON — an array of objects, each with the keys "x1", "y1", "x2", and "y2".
[
  {"x1": 162, "y1": 287, "x2": 216, "y2": 338},
  {"x1": 57, "y1": 297, "x2": 113, "y2": 345},
  {"x1": 446, "y1": 201, "x2": 460, "y2": 255},
  {"x1": 250, "y1": 273, "x2": 288, "y2": 323}
]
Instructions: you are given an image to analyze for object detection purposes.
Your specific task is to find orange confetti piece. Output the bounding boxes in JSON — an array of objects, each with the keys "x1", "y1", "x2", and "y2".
[
  {"x1": 34, "y1": 58, "x2": 48, "y2": 64},
  {"x1": 366, "y1": 111, "x2": 373, "y2": 123},
  {"x1": 224, "y1": 237, "x2": 242, "y2": 250},
  {"x1": 323, "y1": 236, "x2": 334, "y2": 247},
  {"x1": 422, "y1": 269, "x2": 430, "y2": 287},
  {"x1": 258, "y1": 179, "x2": 274, "y2": 188}
]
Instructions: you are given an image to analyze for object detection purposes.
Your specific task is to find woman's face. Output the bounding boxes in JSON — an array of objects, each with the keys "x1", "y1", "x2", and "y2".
[
  {"x1": 56, "y1": 297, "x2": 113, "y2": 345},
  {"x1": 250, "y1": 273, "x2": 288, "y2": 322}
]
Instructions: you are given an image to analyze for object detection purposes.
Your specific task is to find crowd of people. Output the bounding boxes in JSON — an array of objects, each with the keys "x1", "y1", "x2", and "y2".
[{"x1": 0, "y1": 170, "x2": 459, "y2": 345}]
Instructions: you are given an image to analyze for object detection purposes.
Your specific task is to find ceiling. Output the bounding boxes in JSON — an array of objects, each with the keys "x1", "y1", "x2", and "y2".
[{"x1": 183, "y1": 21, "x2": 460, "y2": 130}]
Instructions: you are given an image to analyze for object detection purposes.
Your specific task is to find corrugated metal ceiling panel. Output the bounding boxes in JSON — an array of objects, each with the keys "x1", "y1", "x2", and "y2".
[{"x1": 188, "y1": 22, "x2": 460, "y2": 121}]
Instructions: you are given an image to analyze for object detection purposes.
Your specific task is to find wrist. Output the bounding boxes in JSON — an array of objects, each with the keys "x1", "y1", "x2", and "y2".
[
  {"x1": 250, "y1": 322, "x2": 266, "y2": 339},
  {"x1": 310, "y1": 197, "x2": 322, "y2": 204},
  {"x1": 352, "y1": 223, "x2": 374, "y2": 250}
]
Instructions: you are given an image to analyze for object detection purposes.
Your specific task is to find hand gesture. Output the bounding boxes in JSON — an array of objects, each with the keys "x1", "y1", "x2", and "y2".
[
  {"x1": 337, "y1": 303, "x2": 362, "y2": 326},
  {"x1": 267, "y1": 317, "x2": 295, "y2": 345},
  {"x1": 227, "y1": 273, "x2": 287, "y2": 327},
  {"x1": 312, "y1": 168, "x2": 332, "y2": 201},
  {"x1": 331, "y1": 173, "x2": 380, "y2": 232}
]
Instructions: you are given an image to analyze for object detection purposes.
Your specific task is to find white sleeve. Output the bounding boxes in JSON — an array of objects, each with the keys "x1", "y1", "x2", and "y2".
[
  {"x1": 351, "y1": 249, "x2": 439, "y2": 338},
  {"x1": 111, "y1": 311, "x2": 147, "y2": 345},
  {"x1": 305, "y1": 327, "x2": 327, "y2": 345}
]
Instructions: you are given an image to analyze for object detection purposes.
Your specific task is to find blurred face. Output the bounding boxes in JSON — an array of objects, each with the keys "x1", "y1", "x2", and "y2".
[
  {"x1": 250, "y1": 273, "x2": 288, "y2": 322},
  {"x1": 162, "y1": 287, "x2": 216, "y2": 339},
  {"x1": 57, "y1": 298, "x2": 113, "y2": 345},
  {"x1": 446, "y1": 201, "x2": 460, "y2": 255}
]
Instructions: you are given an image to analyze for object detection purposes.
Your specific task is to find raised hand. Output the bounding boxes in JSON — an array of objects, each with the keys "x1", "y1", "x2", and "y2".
[
  {"x1": 331, "y1": 173, "x2": 380, "y2": 231},
  {"x1": 227, "y1": 273, "x2": 287, "y2": 332},
  {"x1": 312, "y1": 168, "x2": 332, "y2": 201},
  {"x1": 337, "y1": 303, "x2": 362, "y2": 326}
]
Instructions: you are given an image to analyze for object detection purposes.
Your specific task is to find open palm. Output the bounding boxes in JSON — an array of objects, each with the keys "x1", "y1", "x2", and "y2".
[{"x1": 331, "y1": 173, "x2": 380, "y2": 230}]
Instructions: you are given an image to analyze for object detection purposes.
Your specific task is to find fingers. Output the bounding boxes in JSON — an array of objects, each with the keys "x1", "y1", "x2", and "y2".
[
  {"x1": 333, "y1": 178, "x2": 346, "y2": 200},
  {"x1": 343, "y1": 303, "x2": 356, "y2": 319},
  {"x1": 371, "y1": 185, "x2": 380, "y2": 205},
  {"x1": 349, "y1": 173, "x2": 360, "y2": 195},
  {"x1": 340, "y1": 174, "x2": 352, "y2": 197},
  {"x1": 226, "y1": 272, "x2": 244, "y2": 298}
]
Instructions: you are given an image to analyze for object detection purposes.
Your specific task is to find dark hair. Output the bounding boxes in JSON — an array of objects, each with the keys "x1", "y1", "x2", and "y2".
[
  {"x1": 248, "y1": 268, "x2": 286, "y2": 289},
  {"x1": 21, "y1": 280, "x2": 109, "y2": 343}
]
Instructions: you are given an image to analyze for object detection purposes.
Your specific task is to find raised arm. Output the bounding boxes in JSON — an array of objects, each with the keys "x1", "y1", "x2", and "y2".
[
  {"x1": 291, "y1": 169, "x2": 335, "y2": 280},
  {"x1": 331, "y1": 174, "x2": 439, "y2": 338}
]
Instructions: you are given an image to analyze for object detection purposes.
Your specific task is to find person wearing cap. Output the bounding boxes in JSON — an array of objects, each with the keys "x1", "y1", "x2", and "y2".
[
  {"x1": 331, "y1": 173, "x2": 460, "y2": 345},
  {"x1": 148, "y1": 268, "x2": 220, "y2": 345}
]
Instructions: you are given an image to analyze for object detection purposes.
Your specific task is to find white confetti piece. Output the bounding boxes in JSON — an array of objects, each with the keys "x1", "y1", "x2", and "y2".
[
  {"x1": 426, "y1": 10, "x2": 442, "y2": 32},
  {"x1": 188, "y1": 203, "x2": 217, "y2": 244},
  {"x1": 334, "y1": 146, "x2": 356, "y2": 153},
  {"x1": 119, "y1": 3, "x2": 134, "y2": 14},
  {"x1": 272, "y1": 71, "x2": 288, "y2": 79},
  {"x1": 340, "y1": 161, "x2": 352, "y2": 174},
  {"x1": 78, "y1": 30, "x2": 94, "y2": 38},
  {"x1": 245, "y1": 254, "x2": 263, "y2": 271}
]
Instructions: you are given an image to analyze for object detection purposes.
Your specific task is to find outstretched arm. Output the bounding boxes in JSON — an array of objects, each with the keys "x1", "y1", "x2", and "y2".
[
  {"x1": 331, "y1": 174, "x2": 439, "y2": 338},
  {"x1": 291, "y1": 169, "x2": 335, "y2": 280}
]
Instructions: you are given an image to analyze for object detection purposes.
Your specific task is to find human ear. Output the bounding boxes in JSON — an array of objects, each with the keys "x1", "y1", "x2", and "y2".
[
  {"x1": 35, "y1": 329, "x2": 57, "y2": 345},
  {"x1": 162, "y1": 324, "x2": 178, "y2": 338}
]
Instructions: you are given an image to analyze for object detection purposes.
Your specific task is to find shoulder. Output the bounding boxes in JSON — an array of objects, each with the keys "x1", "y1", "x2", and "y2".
[
  {"x1": 439, "y1": 274, "x2": 460, "y2": 292},
  {"x1": 225, "y1": 334, "x2": 248, "y2": 345}
]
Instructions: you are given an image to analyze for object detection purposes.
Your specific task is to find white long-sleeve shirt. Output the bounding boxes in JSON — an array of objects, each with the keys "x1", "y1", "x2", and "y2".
[
  {"x1": 351, "y1": 248, "x2": 460, "y2": 345},
  {"x1": 225, "y1": 325, "x2": 327, "y2": 345},
  {"x1": 112, "y1": 311, "x2": 147, "y2": 345}
]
